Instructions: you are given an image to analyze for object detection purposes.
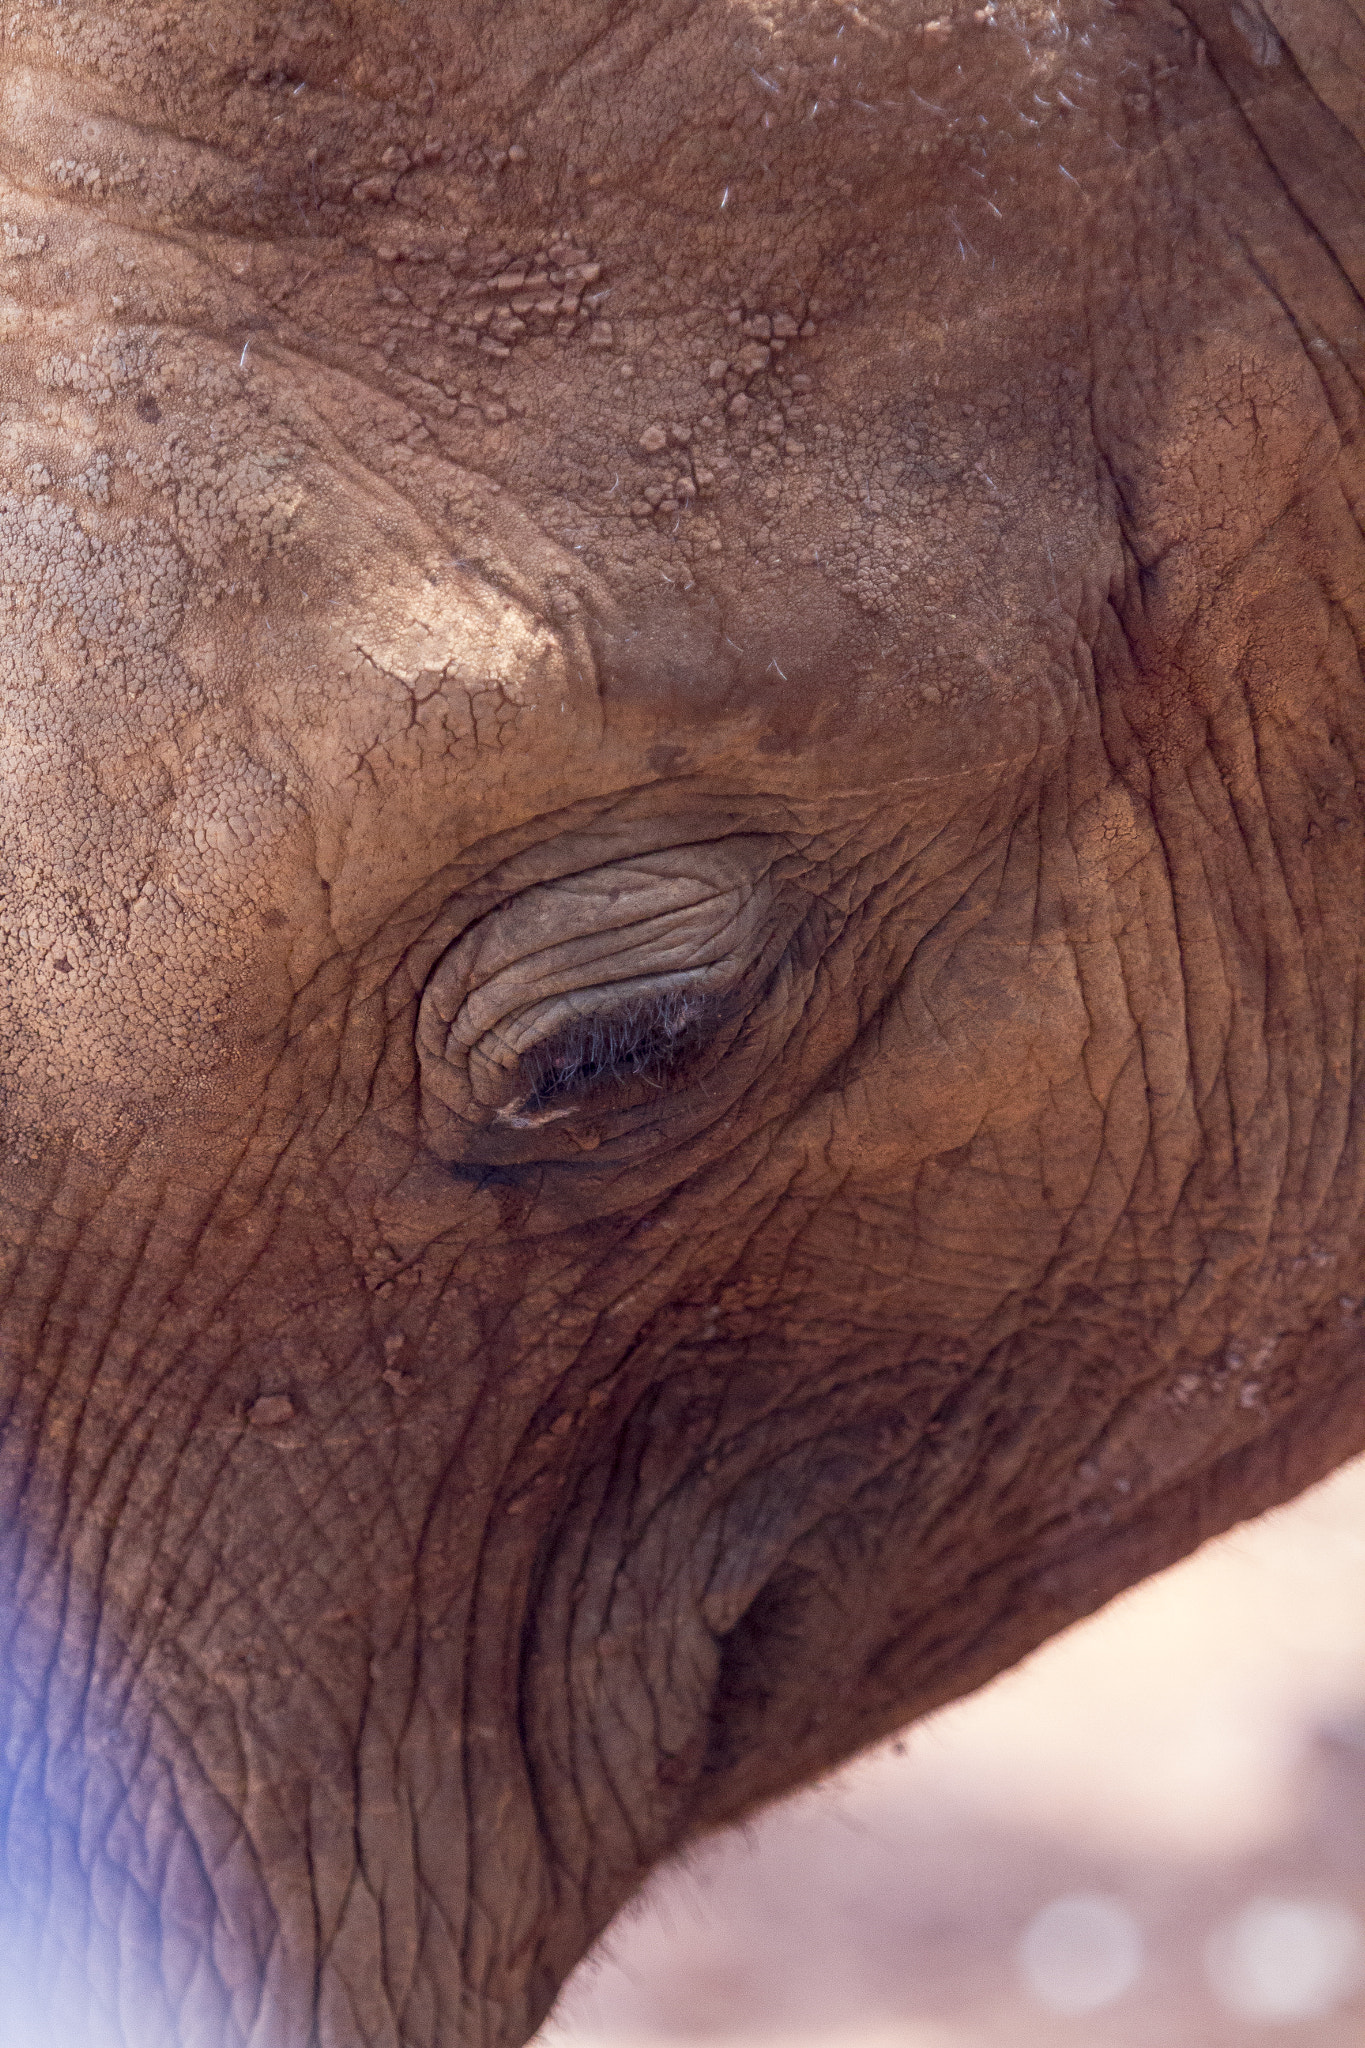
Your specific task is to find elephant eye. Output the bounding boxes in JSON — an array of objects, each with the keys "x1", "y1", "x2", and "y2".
[
  {"x1": 414, "y1": 842, "x2": 783, "y2": 1152},
  {"x1": 514, "y1": 989, "x2": 718, "y2": 1118}
]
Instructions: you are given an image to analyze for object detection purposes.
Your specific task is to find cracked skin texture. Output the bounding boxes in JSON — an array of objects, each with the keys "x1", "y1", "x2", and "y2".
[{"x1": 0, "y1": 0, "x2": 1363, "y2": 2041}]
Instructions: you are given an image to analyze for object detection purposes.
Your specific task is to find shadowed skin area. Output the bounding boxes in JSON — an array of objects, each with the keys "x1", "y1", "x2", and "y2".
[{"x1": 0, "y1": 0, "x2": 1363, "y2": 2041}]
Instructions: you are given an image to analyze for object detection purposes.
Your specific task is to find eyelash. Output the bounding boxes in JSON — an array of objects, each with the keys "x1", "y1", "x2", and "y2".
[{"x1": 518, "y1": 989, "x2": 718, "y2": 1112}]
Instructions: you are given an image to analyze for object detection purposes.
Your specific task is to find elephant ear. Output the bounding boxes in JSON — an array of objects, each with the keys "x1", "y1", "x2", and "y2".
[
  {"x1": 1258, "y1": 0, "x2": 1365, "y2": 153},
  {"x1": 1178, "y1": 0, "x2": 1365, "y2": 307}
]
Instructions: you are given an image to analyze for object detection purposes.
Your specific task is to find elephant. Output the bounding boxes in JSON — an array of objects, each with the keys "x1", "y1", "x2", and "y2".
[{"x1": 0, "y1": 0, "x2": 1363, "y2": 2039}]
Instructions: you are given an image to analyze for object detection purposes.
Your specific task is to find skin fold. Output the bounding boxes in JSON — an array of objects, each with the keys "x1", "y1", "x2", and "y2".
[{"x1": 0, "y1": 0, "x2": 1362, "y2": 2040}]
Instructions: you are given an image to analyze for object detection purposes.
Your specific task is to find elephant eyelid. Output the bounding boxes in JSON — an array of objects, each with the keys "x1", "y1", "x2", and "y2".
[{"x1": 517, "y1": 988, "x2": 719, "y2": 1112}]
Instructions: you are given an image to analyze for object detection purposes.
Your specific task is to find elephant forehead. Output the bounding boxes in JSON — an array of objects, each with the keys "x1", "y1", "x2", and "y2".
[
  {"x1": 0, "y1": 0, "x2": 1140, "y2": 783},
  {"x1": 0, "y1": 0, "x2": 1340, "y2": 811}
]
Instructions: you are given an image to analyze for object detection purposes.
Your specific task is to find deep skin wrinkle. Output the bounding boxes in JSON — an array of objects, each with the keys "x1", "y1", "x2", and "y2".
[{"x1": 0, "y1": 1, "x2": 1363, "y2": 2043}]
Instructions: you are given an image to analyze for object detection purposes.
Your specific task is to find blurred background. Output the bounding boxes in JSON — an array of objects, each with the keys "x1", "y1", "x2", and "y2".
[{"x1": 540, "y1": 1455, "x2": 1365, "y2": 2048}]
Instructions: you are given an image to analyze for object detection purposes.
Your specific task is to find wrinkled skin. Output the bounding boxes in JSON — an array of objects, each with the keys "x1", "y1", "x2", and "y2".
[{"x1": 0, "y1": 0, "x2": 1363, "y2": 2040}]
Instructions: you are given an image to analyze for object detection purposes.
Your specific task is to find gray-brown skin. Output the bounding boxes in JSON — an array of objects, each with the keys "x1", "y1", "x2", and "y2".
[{"x1": 0, "y1": 0, "x2": 1362, "y2": 2039}]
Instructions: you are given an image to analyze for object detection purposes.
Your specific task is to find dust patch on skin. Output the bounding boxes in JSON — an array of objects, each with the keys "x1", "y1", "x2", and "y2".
[
  {"x1": 0, "y1": 0, "x2": 1141, "y2": 731},
  {"x1": 0, "y1": 325, "x2": 314, "y2": 1149},
  {"x1": 119, "y1": 336, "x2": 308, "y2": 585},
  {"x1": 0, "y1": 303, "x2": 597, "y2": 1147}
]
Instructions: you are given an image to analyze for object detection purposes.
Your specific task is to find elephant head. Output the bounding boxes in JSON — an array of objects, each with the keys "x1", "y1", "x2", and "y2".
[{"x1": 0, "y1": 0, "x2": 1363, "y2": 2040}]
